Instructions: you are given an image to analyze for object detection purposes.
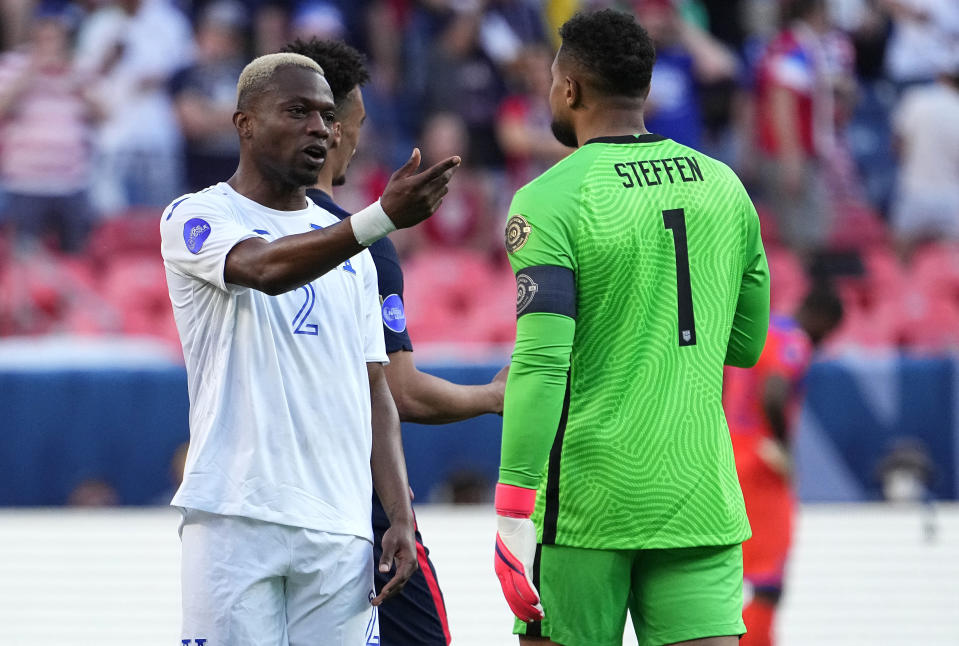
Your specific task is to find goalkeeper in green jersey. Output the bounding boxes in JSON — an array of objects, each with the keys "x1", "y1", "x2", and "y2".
[{"x1": 493, "y1": 9, "x2": 770, "y2": 646}]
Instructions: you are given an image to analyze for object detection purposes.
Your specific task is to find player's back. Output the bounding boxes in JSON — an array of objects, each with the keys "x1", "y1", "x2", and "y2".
[{"x1": 512, "y1": 134, "x2": 764, "y2": 550}]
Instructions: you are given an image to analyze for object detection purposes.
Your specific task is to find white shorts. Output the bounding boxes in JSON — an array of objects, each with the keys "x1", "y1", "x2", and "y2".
[{"x1": 178, "y1": 508, "x2": 379, "y2": 646}]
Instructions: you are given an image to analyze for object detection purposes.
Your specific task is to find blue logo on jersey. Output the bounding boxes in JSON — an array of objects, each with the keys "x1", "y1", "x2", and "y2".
[
  {"x1": 183, "y1": 218, "x2": 212, "y2": 254},
  {"x1": 381, "y1": 294, "x2": 406, "y2": 333}
]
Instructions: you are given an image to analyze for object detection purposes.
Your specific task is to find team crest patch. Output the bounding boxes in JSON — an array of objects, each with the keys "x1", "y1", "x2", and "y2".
[
  {"x1": 505, "y1": 215, "x2": 531, "y2": 253},
  {"x1": 516, "y1": 274, "x2": 539, "y2": 314},
  {"x1": 183, "y1": 218, "x2": 212, "y2": 254},
  {"x1": 381, "y1": 294, "x2": 407, "y2": 333}
]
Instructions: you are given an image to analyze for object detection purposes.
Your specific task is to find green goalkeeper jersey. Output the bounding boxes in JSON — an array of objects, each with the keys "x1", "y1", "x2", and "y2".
[{"x1": 499, "y1": 134, "x2": 770, "y2": 550}]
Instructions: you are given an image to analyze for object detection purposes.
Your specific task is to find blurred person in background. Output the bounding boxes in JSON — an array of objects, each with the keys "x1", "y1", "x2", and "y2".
[
  {"x1": 637, "y1": 0, "x2": 739, "y2": 151},
  {"x1": 881, "y1": 0, "x2": 959, "y2": 92},
  {"x1": 889, "y1": 53, "x2": 959, "y2": 261},
  {"x1": 817, "y1": 16, "x2": 863, "y2": 218},
  {"x1": 67, "y1": 476, "x2": 120, "y2": 506},
  {"x1": 171, "y1": 0, "x2": 247, "y2": 193},
  {"x1": 83, "y1": 0, "x2": 194, "y2": 213},
  {"x1": 497, "y1": 44, "x2": 573, "y2": 194},
  {"x1": 416, "y1": 111, "x2": 500, "y2": 258},
  {"x1": 0, "y1": 5, "x2": 99, "y2": 254},
  {"x1": 285, "y1": 36, "x2": 508, "y2": 646},
  {"x1": 723, "y1": 284, "x2": 844, "y2": 646},
  {"x1": 161, "y1": 52, "x2": 461, "y2": 643},
  {"x1": 753, "y1": 0, "x2": 837, "y2": 255},
  {"x1": 876, "y1": 438, "x2": 935, "y2": 504},
  {"x1": 252, "y1": 1, "x2": 290, "y2": 56},
  {"x1": 418, "y1": 3, "x2": 510, "y2": 168}
]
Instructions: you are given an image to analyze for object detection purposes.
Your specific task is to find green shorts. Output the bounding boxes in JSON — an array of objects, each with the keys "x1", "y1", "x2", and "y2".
[{"x1": 513, "y1": 543, "x2": 746, "y2": 646}]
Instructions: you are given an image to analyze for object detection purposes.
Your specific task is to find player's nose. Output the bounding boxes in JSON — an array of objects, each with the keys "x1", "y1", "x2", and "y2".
[{"x1": 305, "y1": 111, "x2": 330, "y2": 139}]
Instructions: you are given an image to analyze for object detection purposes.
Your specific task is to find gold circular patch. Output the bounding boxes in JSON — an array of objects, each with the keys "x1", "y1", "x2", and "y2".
[{"x1": 505, "y1": 215, "x2": 532, "y2": 254}]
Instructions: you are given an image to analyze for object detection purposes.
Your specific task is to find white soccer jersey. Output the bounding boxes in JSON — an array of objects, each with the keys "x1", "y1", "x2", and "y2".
[{"x1": 160, "y1": 182, "x2": 387, "y2": 541}]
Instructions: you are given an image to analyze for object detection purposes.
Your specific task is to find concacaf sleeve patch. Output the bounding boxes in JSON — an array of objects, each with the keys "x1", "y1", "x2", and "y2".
[
  {"x1": 505, "y1": 214, "x2": 531, "y2": 253},
  {"x1": 184, "y1": 218, "x2": 212, "y2": 254},
  {"x1": 381, "y1": 293, "x2": 407, "y2": 333}
]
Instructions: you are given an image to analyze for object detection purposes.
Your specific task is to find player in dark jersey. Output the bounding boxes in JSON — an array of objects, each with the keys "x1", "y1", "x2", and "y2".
[
  {"x1": 493, "y1": 9, "x2": 769, "y2": 646},
  {"x1": 282, "y1": 38, "x2": 508, "y2": 645}
]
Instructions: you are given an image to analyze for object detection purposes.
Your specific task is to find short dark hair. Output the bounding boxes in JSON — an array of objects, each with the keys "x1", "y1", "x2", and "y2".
[
  {"x1": 281, "y1": 38, "x2": 370, "y2": 106},
  {"x1": 558, "y1": 9, "x2": 656, "y2": 98}
]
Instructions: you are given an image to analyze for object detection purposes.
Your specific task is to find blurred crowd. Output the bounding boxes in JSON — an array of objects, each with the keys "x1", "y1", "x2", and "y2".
[{"x1": 0, "y1": 0, "x2": 958, "y2": 353}]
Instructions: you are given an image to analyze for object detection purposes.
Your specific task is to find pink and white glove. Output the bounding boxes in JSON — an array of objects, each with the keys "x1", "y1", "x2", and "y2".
[{"x1": 494, "y1": 483, "x2": 544, "y2": 622}]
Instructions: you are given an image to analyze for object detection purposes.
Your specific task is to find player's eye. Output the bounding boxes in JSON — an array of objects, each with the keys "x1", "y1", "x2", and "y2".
[
  {"x1": 288, "y1": 106, "x2": 306, "y2": 117},
  {"x1": 323, "y1": 112, "x2": 336, "y2": 124}
]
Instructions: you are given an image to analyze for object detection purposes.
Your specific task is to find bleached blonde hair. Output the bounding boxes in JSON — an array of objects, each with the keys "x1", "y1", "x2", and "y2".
[{"x1": 236, "y1": 53, "x2": 325, "y2": 110}]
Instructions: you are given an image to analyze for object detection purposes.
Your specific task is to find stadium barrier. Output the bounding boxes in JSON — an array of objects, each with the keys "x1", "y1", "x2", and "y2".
[{"x1": 0, "y1": 504, "x2": 956, "y2": 645}]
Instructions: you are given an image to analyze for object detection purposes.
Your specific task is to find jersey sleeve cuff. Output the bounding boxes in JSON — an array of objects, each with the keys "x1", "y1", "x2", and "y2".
[{"x1": 495, "y1": 483, "x2": 537, "y2": 518}]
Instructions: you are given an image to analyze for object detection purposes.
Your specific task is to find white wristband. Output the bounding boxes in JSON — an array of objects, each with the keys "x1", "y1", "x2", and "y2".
[{"x1": 350, "y1": 200, "x2": 396, "y2": 246}]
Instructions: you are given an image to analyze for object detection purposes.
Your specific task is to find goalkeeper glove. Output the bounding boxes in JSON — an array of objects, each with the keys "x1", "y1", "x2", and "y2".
[{"x1": 494, "y1": 483, "x2": 544, "y2": 622}]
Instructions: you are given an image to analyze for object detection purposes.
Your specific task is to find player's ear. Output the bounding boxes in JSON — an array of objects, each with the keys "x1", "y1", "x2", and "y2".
[
  {"x1": 331, "y1": 121, "x2": 342, "y2": 148},
  {"x1": 234, "y1": 110, "x2": 253, "y2": 140},
  {"x1": 566, "y1": 76, "x2": 582, "y2": 109}
]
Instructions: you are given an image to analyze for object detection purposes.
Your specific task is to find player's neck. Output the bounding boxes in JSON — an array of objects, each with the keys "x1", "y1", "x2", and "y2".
[
  {"x1": 227, "y1": 165, "x2": 308, "y2": 211},
  {"x1": 313, "y1": 168, "x2": 334, "y2": 197},
  {"x1": 576, "y1": 104, "x2": 648, "y2": 147}
]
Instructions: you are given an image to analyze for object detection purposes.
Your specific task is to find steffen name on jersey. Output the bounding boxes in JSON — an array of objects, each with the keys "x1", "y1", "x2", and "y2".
[{"x1": 613, "y1": 155, "x2": 704, "y2": 189}]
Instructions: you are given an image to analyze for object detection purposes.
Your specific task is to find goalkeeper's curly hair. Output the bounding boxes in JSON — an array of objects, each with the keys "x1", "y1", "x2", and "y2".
[
  {"x1": 558, "y1": 9, "x2": 656, "y2": 98},
  {"x1": 281, "y1": 38, "x2": 370, "y2": 107}
]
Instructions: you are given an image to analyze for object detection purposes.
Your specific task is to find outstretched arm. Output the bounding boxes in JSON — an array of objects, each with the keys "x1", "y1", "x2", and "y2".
[
  {"x1": 224, "y1": 150, "x2": 460, "y2": 295},
  {"x1": 368, "y1": 361, "x2": 417, "y2": 606},
  {"x1": 384, "y1": 351, "x2": 507, "y2": 424}
]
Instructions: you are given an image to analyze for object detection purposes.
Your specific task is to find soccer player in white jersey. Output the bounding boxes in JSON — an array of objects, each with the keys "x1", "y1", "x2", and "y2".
[{"x1": 159, "y1": 53, "x2": 460, "y2": 645}]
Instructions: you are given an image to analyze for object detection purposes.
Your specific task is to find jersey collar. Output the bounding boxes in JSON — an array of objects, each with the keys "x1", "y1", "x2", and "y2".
[{"x1": 583, "y1": 133, "x2": 667, "y2": 146}]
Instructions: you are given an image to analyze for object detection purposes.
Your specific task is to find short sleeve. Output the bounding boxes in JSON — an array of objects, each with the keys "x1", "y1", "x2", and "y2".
[
  {"x1": 369, "y1": 237, "x2": 413, "y2": 353},
  {"x1": 359, "y1": 251, "x2": 389, "y2": 364},
  {"x1": 160, "y1": 193, "x2": 260, "y2": 292},
  {"x1": 505, "y1": 184, "x2": 576, "y2": 274}
]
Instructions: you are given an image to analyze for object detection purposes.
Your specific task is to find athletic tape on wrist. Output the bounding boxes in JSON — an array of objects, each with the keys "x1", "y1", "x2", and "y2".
[
  {"x1": 350, "y1": 200, "x2": 396, "y2": 246},
  {"x1": 495, "y1": 483, "x2": 537, "y2": 518}
]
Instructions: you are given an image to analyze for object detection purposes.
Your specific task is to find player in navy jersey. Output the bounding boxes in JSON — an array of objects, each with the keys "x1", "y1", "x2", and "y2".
[{"x1": 282, "y1": 38, "x2": 508, "y2": 645}]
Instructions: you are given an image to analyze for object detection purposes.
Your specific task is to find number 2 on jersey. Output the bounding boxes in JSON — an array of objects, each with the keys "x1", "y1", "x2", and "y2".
[
  {"x1": 292, "y1": 284, "x2": 319, "y2": 335},
  {"x1": 662, "y1": 208, "x2": 696, "y2": 347}
]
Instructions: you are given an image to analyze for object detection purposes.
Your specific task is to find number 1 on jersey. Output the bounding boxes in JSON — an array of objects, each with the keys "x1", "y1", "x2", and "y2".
[{"x1": 662, "y1": 208, "x2": 697, "y2": 347}]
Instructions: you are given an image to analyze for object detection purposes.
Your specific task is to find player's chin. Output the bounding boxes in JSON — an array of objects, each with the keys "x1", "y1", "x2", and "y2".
[
  {"x1": 290, "y1": 166, "x2": 321, "y2": 188},
  {"x1": 550, "y1": 119, "x2": 578, "y2": 148}
]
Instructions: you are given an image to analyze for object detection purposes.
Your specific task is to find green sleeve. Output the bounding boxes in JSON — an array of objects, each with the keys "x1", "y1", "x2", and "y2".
[
  {"x1": 725, "y1": 191, "x2": 770, "y2": 368},
  {"x1": 499, "y1": 180, "x2": 578, "y2": 488},
  {"x1": 499, "y1": 312, "x2": 575, "y2": 488}
]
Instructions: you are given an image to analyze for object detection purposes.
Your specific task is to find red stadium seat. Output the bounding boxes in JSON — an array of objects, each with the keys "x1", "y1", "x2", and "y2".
[
  {"x1": 99, "y1": 253, "x2": 175, "y2": 338},
  {"x1": 908, "y1": 242, "x2": 959, "y2": 301},
  {"x1": 766, "y1": 245, "x2": 808, "y2": 316},
  {"x1": 87, "y1": 211, "x2": 163, "y2": 270},
  {"x1": 897, "y1": 290, "x2": 959, "y2": 351},
  {"x1": 402, "y1": 249, "x2": 501, "y2": 343},
  {"x1": 829, "y1": 202, "x2": 888, "y2": 251},
  {"x1": 859, "y1": 246, "x2": 906, "y2": 309}
]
